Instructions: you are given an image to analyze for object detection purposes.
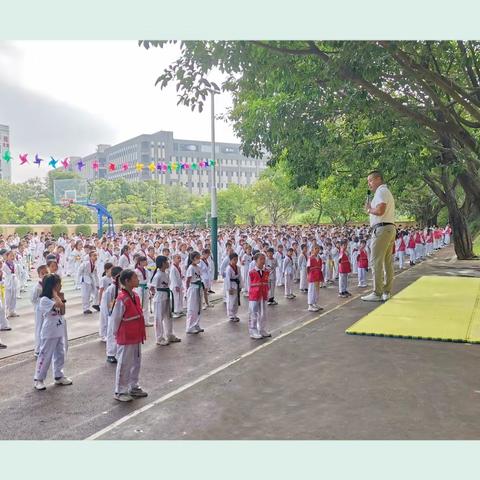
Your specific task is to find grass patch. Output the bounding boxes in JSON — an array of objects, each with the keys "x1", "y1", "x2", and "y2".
[{"x1": 474, "y1": 235, "x2": 480, "y2": 256}]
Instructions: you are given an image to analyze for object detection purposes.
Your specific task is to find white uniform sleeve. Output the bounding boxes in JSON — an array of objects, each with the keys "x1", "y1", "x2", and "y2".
[{"x1": 111, "y1": 298, "x2": 126, "y2": 337}]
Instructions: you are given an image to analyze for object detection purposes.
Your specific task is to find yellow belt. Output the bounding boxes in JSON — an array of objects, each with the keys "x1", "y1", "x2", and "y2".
[{"x1": 0, "y1": 284, "x2": 4, "y2": 300}]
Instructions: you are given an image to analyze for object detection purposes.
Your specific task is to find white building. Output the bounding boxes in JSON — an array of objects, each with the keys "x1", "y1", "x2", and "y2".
[{"x1": 0, "y1": 124, "x2": 12, "y2": 183}]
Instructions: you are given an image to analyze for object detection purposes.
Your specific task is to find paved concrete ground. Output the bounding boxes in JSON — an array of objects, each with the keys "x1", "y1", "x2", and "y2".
[{"x1": 2, "y1": 246, "x2": 479, "y2": 440}]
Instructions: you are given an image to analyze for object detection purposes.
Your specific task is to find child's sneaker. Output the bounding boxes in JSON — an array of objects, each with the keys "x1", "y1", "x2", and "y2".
[
  {"x1": 34, "y1": 380, "x2": 46, "y2": 391},
  {"x1": 167, "y1": 334, "x2": 181, "y2": 343},
  {"x1": 54, "y1": 376, "x2": 73, "y2": 386},
  {"x1": 307, "y1": 305, "x2": 318, "y2": 312},
  {"x1": 114, "y1": 393, "x2": 133, "y2": 402},
  {"x1": 156, "y1": 338, "x2": 170, "y2": 346},
  {"x1": 129, "y1": 386, "x2": 148, "y2": 398}
]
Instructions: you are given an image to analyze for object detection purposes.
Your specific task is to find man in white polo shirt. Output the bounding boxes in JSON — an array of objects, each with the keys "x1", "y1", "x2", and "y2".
[{"x1": 361, "y1": 171, "x2": 396, "y2": 302}]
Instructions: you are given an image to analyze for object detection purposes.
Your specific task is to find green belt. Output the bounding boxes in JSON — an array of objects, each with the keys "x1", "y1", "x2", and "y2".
[{"x1": 157, "y1": 287, "x2": 175, "y2": 313}]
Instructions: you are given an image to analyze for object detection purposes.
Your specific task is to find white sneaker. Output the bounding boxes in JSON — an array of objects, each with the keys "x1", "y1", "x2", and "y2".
[
  {"x1": 100, "y1": 336, "x2": 107, "y2": 343},
  {"x1": 308, "y1": 305, "x2": 319, "y2": 312},
  {"x1": 156, "y1": 338, "x2": 170, "y2": 346},
  {"x1": 361, "y1": 292, "x2": 383, "y2": 302},
  {"x1": 260, "y1": 330, "x2": 272, "y2": 338},
  {"x1": 172, "y1": 313, "x2": 182, "y2": 319},
  {"x1": 34, "y1": 380, "x2": 46, "y2": 391},
  {"x1": 114, "y1": 393, "x2": 133, "y2": 402},
  {"x1": 313, "y1": 304, "x2": 324, "y2": 311},
  {"x1": 249, "y1": 330, "x2": 263, "y2": 340},
  {"x1": 167, "y1": 334, "x2": 181, "y2": 343},
  {"x1": 382, "y1": 293, "x2": 391, "y2": 301},
  {"x1": 54, "y1": 376, "x2": 73, "y2": 386}
]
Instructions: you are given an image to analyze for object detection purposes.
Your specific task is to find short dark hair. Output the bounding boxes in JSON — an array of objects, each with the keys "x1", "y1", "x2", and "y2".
[{"x1": 368, "y1": 170, "x2": 383, "y2": 181}]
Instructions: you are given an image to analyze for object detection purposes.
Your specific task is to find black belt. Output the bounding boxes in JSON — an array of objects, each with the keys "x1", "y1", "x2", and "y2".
[
  {"x1": 231, "y1": 277, "x2": 241, "y2": 306},
  {"x1": 372, "y1": 222, "x2": 394, "y2": 229},
  {"x1": 156, "y1": 287, "x2": 175, "y2": 313}
]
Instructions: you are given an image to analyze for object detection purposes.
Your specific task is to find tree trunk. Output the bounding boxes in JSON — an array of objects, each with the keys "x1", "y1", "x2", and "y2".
[{"x1": 445, "y1": 194, "x2": 474, "y2": 259}]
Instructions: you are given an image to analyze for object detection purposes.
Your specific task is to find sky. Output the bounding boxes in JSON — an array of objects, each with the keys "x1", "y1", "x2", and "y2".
[{"x1": 0, "y1": 41, "x2": 237, "y2": 183}]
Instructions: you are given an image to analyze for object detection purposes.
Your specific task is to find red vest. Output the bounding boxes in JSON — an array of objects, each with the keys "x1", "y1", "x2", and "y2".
[
  {"x1": 339, "y1": 250, "x2": 351, "y2": 274},
  {"x1": 398, "y1": 238, "x2": 406, "y2": 252},
  {"x1": 357, "y1": 250, "x2": 368, "y2": 269},
  {"x1": 307, "y1": 256, "x2": 323, "y2": 283},
  {"x1": 415, "y1": 233, "x2": 422, "y2": 244},
  {"x1": 408, "y1": 236, "x2": 416, "y2": 249},
  {"x1": 248, "y1": 269, "x2": 270, "y2": 301},
  {"x1": 115, "y1": 290, "x2": 146, "y2": 345}
]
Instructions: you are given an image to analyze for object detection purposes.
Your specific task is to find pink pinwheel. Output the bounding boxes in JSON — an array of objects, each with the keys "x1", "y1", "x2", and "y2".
[
  {"x1": 19, "y1": 153, "x2": 28, "y2": 165},
  {"x1": 92, "y1": 160, "x2": 100, "y2": 171},
  {"x1": 61, "y1": 158, "x2": 70, "y2": 169}
]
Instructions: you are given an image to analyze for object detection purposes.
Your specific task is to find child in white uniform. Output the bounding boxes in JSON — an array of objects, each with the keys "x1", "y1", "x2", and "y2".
[
  {"x1": 3, "y1": 250, "x2": 19, "y2": 317},
  {"x1": 134, "y1": 256, "x2": 153, "y2": 327},
  {"x1": 32, "y1": 264, "x2": 48, "y2": 356},
  {"x1": 104, "y1": 266, "x2": 123, "y2": 364},
  {"x1": 98, "y1": 262, "x2": 114, "y2": 342},
  {"x1": 33, "y1": 274, "x2": 72, "y2": 391},
  {"x1": 0, "y1": 258, "x2": 11, "y2": 332},
  {"x1": 169, "y1": 253, "x2": 184, "y2": 318},
  {"x1": 224, "y1": 253, "x2": 241, "y2": 322},
  {"x1": 150, "y1": 255, "x2": 181, "y2": 346},
  {"x1": 185, "y1": 251, "x2": 205, "y2": 334}
]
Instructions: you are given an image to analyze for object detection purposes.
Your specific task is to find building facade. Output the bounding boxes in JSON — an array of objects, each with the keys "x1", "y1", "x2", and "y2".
[
  {"x1": 76, "y1": 130, "x2": 267, "y2": 194},
  {"x1": 0, "y1": 124, "x2": 12, "y2": 183}
]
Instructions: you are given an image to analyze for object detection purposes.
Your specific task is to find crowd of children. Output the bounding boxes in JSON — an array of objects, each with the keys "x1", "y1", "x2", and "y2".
[{"x1": 0, "y1": 223, "x2": 452, "y2": 400}]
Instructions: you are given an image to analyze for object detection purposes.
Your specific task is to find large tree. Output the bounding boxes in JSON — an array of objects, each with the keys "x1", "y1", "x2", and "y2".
[{"x1": 140, "y1": 40, "x2": 480, "y2": 258}]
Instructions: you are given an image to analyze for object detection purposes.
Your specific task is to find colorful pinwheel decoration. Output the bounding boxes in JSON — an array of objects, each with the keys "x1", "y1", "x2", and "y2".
[
  {"x1": 34, "y1": 154, "x2": 44, "y2": 167},
  {"x1": 92, "y1": 160, "x2": 100, "y2": 171},
  {"x1": 61, "y1": 158, "x2": 69, "y2": 169},
  {"x1": 148, "y1": 162, "x2": 155, "y2": 173},
  {"x1": 121, "y1": 163, "x2": 129, "y2": 172},
  {"x1": 19, "y1": 153, "x2": 28, "y2": 165},
  {"x1": 2, "y1": 150, "x2": 12, "y2": 162},
  {"x1": 109, "y1": 162, "x2": 116, "y2": 172},
  {"x1": 135, "y1": 162, "x2": 143, "y2": 172},
  {"x1": 77, "y1": 159, "x2": 85, "y2": 171},
  {"x1": 48, "y1": 157, "x2": 58, "y2": 169}
]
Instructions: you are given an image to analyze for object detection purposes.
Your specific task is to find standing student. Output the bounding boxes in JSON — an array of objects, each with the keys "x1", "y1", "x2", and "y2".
[
  {"x1": 283, "y1": 248, "x2": 296, "y2": 299},
  {"x1": 118, "y1": 245, "x2": 133, "y2": 270},
  {"x1": 70, "y1": 241, "x2": 84, "y2": 290},
  {"x1": 0, "y1": 258, "x2": 11, "y2": 332},
  {"x1": 33, "y1": 274, "x2": 72, "y2": 391},
  {"x1": 357, "y1": 240, "x2": 368, "y2": 288},
  {"x1": 338, "y1": 240, "x2": 352, "y2": 298},
  {"x1": 240, "y1": 245, "x2": 253, "y2": 297},
  {"x1": 32, "y1": 265, "x2": 49, "y2": 356},
  {"x1": 224, "y1": 252, "x2": 241, "y2": 322},
  {"x1": 3, "y1": 250, "x2": 19, "y2": 318},
  {"x1": 298, "y1": 244, "x2": 308, "y2": 293},
  {"x1": 134, "y1": 256, "x2": 153, "y2": 327},
  {"x1": 169, "y1": 253, "x2": 184, "y2": 318},
  {"x1": 79, "y1": 250, "x2": 100, "y2": 314},
  {"x1": 274, "y1": 245, "x2": 285, "y2": 287},
  {"x1": 199, "y1": 248, "x2": 214, "y2": 309},
  {"x1": 248, "y1": 253, "x2": 271, "y2": 339},
  {"x1": 111, "y1": 269, "x2": 148, "y2": 402},
  {"x1": 98, "y1": 262, "x2": 114, "y2": 342},
  {"x1": 306, "y1": 245, "x2": 323, "y2": 312},
  {"x1": 185, "y1": 251, "x2": 205, "y2": 334},
  {"x1": 265, "y1": 248, "x2": 278, "y2": 306},
  {"x1": 397, "y1": 233, "x2": 406, "y2": 269},
  {"x1": 104, "y1": 266, "x2": 123, "y2": 364},
  {"x1": 407, "y1": 232, "x2": 416, "y2": 266},
  {"x1": 150, "y1": 255, "x2": 181, "y2": 346}
]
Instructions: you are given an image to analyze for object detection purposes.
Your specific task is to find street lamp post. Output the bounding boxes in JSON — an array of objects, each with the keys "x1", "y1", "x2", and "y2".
[{"x1": 210, "y1": 90, "x2": 218, "y2": 280}]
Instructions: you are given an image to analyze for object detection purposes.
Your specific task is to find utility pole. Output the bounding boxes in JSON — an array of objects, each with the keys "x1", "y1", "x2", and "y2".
[{"x1": 210, "y1": 90, "x2": 218, "y2": 280}]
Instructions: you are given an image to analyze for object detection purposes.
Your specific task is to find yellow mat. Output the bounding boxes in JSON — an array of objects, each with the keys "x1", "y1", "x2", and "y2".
[{"x1": 346, "y1": 275, "x2": 480, "y2": 343}]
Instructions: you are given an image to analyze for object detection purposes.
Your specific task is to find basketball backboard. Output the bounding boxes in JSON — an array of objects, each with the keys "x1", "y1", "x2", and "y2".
[{"x1": 53, "y1": 178, "x2": 89, "y2": 205}]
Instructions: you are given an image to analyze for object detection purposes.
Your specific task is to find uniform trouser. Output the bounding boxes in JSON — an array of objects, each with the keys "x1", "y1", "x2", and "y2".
[
  {"x1": 34, "y1": 335, "x2": 66, "y2": 381},
  {"x1": 339, "y1": 273, "x2": 349, "y2": 293},
  {"x1": 134, "y1": 286, "x2": 150, "y2": 324},
  {"x1": 0, "y1": 299, "x2": 10, "y2": 330},
  {"x1": 34, "y1": 306, "x2": 42, "y2": 353},
  {"x1": 333, "y1": 259, "x2": 339, "y2": 279},
  {"x1": 81, "y1": 284, "x2": 97, "y2": 311},
  {"x1": 172, "y1": 287, "x2": 183, "y2": 314},
  {"x1": 371, "y1": 225, "x2": 396, "y2": 296},
  {"x1": 284, "y1": 273, "x2": 293, "y2": 296},
  {"x1": 249, "y1": 300, "x2": 267, "y2": 334},
  {"x1": 276, "y1": 268, "x2": 284, "y2": 286},
  {"x1": 106, "y1": 315, "x2": 117, "y2": 357},
  {"x1": 5, "y1": 286, "x2": 17, "y2": 315},
  {"x1": 154, "y1": 298, "x2": 173, "y2": 340},
  {"x1": 307, "y1": 282, "x2": 319, "y2": 305},
  {"x1": 186, "y1": 286, "x2": 201, "y2": 332},
  {"x1": 99, "y1": 305, "x2": 108, "y2": 338},
  {"x1": 398, "y1": 251, "x2": 405, "y2": 269},
  {"x1": 408, "y1": 248, "x2": 416, "y2": 263},
  {"x1": 299, "y1": 268, "x2": 307, "y2": 290},
  {"x1": 268, "y1": 278, "x2": 276, "y2": 300},
  {"x1": 357, "y1": 268, "x2": 367, "y2": 286},
  {"x1": 115, "y1": 343, "x2": 141, "y2": 394},
  {"x1": 226, "y1": 288, "x2": 239, "y2": 318}
]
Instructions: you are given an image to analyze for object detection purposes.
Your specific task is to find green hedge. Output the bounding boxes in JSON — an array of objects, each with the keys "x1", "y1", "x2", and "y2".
[
  {"x1": 75, "y1": 224, "x2": 92, "y2": 236},
  {"x1": 15, "y1": 226, "x2": 32, "y2": 237},
  {"x1": 51, "y1": 225, "x2": 69, "y2": 239},
  {"x1": 139, "y1": 224, "x2": 153, "y2": 232},
  {"x1": 120, "y1": 223, "x2": 135, "y2": 232}
]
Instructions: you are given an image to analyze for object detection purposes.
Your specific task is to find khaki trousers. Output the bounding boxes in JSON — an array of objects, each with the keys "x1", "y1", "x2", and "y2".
[{"x1": 371, "y1": 224, "x2": 396, "y2": 296}]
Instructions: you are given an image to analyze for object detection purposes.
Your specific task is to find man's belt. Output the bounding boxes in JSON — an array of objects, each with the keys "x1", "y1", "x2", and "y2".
[
  {"x1": 372, "y1": 222, "x2": 395, "y2": 229},
  {"x1": 156, "y1": 287, "x2": 175, "y2": 313}
]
